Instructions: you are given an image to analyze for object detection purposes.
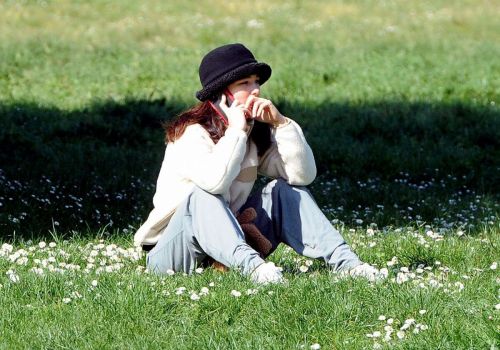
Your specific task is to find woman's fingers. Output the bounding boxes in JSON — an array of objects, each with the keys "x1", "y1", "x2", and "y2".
[
  {"x1": 242, "y1": 96, "x2": 282, "y2": 123},
  {"x1": 218, "y1": 94, "x2": 229, "y2": 112},
  {"x1": 237, "y1": 104, "x2": 251, "y2": 119},
  {"x1": 247, "y1": 97, "x2": 267, "y2": 118},
  {"x1": 252, "y1": 99, "x2": 261, "y2": 118},
  {"x1": 244, "y1": 95, "x2": 257, "y2": 110},
  {"x1": 256, "y1": 101, "x2": 271, "y2": 119},
  {"x1": 224, "y1": 99, "x2": 251, "y2": 130}
]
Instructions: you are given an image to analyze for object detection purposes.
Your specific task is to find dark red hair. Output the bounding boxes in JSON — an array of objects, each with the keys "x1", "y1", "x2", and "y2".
[{"x1": 164, "y1": 101, "x2": 271, "y2": 156}]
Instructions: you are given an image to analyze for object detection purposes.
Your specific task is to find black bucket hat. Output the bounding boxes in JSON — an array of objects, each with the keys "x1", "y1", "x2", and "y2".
[{"x1": 196, "y1": 43, "x2": 272, "y2": 101}]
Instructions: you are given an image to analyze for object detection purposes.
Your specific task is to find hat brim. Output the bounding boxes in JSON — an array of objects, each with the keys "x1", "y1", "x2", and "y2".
[{"x1": 196, "y1": 62, "x2": 272, "y2": 101}]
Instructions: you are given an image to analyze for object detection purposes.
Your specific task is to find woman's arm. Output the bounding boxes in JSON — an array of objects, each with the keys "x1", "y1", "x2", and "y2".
[
  {"x1": 175, "y1": 124, "x2": 248, "y2": 194},
  {"x1": 258, "y1": 118, "x2": 317, "y2": 185}
]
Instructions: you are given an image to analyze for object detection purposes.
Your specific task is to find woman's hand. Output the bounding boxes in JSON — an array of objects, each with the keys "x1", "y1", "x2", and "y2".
[
  {"x1": 244, "y1": 96, "x2": 286, "y2": 127},
  {"x1": 219, "y1": 94, "x2": 248, "y2": 131}
]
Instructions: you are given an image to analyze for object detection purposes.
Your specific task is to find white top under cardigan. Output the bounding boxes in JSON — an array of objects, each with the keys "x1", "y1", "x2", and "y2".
[{"x1": 134, "y1": 117, "x2": 317, "y2": 247}]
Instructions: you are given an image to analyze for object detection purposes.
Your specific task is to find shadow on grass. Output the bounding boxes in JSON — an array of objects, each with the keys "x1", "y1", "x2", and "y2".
[{"x1": 0, "y1": 98, "x2": 498, "y2": 239}]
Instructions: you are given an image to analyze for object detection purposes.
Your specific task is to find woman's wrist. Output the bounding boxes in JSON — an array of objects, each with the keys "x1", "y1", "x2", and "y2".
[{"x1": 272, "y1": 115, "x2": 289, "y2": 128}]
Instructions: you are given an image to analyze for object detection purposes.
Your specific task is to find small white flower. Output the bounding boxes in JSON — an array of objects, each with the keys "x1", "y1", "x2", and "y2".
[
  {"x1": 9, "y1": 273, "x2": 20, "y2": 283},
  {"x1": 246, "y1": 288, "x2": 258, "y2": 295},
  {"x1": 404, "y1": 318, "x2": 415, "y2": 325},
  {"x1": 30, "y1": 267, "x2": 44, "y2": 275},
  {"x1": 396, "y1": 272, "x2": 409, "y2": 284},
  {"x1": 49, "y1": 242, "x2": 57, "y2": 248},
  {"x1": 387, "y1": 256, "x2": 398, "y2": 267},
  {"x1": 310, "y1": 344, "x2": 321, "y2": 350},
  {"x1": 62, "y1": 298, "x2": 71, "y2": 304},
  {"x1": 490, "y1": 262, "x2": 498, "y2": 270},
  {"x1": 166, "y1": 269, "x2": 175, "y2": 276},
  {"x1": 231, "y1": 290, "x2": 242, "y2": 297},
  {"x1": 420, "y1": 324, "x2": 429, "y2": 330},
  {"x1": 372, "y1": 331, "x2": 381, "y2": 338},
  {"x1": 175, "y1": 287, "x2": 186, "y2": 295},
  {"x1": 209, "y1": 282, "x2": 215, "y2": 287},
  {"x1": 396, "y1": 331, "x2": 405, "y2": 339},
  {"x1": 190, "y1": 293, "x2": 200, "y2": 301},
  {"x1": 38, "y1": 241, "x2": 47, "y2": 249},
  {"x1": 419, "y1": 309, "x2": 427, "y2": 315},
  {"x1": 91, "y1": 280, "x2": 98, "y2": 287},
  {"x1": 195, "y1": 267, "x2": 204, "y2": 274},
  {"x1": 400, "y1": 323, "x2": 411, "y2": 331},
  {"x1": 378, "y1": 315, "x2": 386, "y2": 321},
  {"x1": 454, "y1": 282, "x2": 464, "y2": 291},
  {"x1": 387, "y1": 318, "x2": 394, "y2": 325},
  {"x1": 299, "y1": 265, "x2": 309, "y2": 273},
  {"x1": 429, "y1": 279, "x2": 439, "y2": 288},
  {"x1": 1, "y1": 243, "x2": 13, "y2": 253},
  {"x1": 71, "y1": 291, "x2": 82, "y2": 299},
  {"x1": 305, "y1": 260, "x2": 314, "y2": 267},
  {"x1": 495, "y1": 304, "x2": 500, "y2": 310},
  {"x1": 16, "y1": 257, "x2": 28, "y2": 265}
]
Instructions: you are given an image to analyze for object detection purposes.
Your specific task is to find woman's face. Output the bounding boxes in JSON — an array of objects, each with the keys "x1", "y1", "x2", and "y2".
[{"x1": 227, "y1": 74, "x2": 260, "y2": 105}]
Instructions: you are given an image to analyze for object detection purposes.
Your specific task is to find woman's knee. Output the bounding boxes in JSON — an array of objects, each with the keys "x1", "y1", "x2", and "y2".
[{"x1": 273, "y1": 178, "x2": 309, "y2": 196}]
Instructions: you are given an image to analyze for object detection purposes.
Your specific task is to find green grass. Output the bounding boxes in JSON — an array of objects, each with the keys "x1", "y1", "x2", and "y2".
[
  {"x1": 1, "y1": 227, "x2": 499, "y2": 349},
  {"x1": 0, "y1": 0, "x2": 499, "y2": 348}
]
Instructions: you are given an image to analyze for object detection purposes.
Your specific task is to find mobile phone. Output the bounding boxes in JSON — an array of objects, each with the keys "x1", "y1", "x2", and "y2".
[
  {"x1": 211, "y1": 89, "x2": 236, "y2": 123},
  {"x1": 223, "y1": 89, "x2": 234, "y2": 106}
]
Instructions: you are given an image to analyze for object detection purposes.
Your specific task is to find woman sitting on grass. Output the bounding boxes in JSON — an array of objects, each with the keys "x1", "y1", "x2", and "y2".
[{"x1": 134, "y1": 43, "x2": 385, "y2": 284}]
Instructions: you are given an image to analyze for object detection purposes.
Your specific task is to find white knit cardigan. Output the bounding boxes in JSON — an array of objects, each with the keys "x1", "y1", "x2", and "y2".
[{"x1": 134, "y1": 117, "x2": 316, "y2": 247}]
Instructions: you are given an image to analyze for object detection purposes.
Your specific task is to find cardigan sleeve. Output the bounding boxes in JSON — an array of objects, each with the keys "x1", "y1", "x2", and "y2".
[
  {"x1": 174, "y1": 124, "x2": 248, "y2": 194},
  {"x1": 258, "y1": 118, "x2": 317, "y2": 186}
]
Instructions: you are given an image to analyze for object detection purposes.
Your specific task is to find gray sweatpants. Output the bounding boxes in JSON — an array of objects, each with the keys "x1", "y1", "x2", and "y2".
[{"x1": 146, "y1": 179, "x2": 362, "y2": 276}]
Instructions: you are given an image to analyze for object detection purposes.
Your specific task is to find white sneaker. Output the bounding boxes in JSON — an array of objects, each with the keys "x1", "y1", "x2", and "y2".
[
  {"x1": 344, "y1": 263, "x2": 387, "y2": 282},
  {"x1": 250, "y1": 262, "x2": 284, "y2": 285}
]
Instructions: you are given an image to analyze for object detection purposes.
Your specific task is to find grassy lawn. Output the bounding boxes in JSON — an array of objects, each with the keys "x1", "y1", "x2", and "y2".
[
  {"x1": 1, "y1": 228, "x2": 499, "y2": 349},
  {"x1": 0, "y1": 0, "x2": 499, "y2": 349}
]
